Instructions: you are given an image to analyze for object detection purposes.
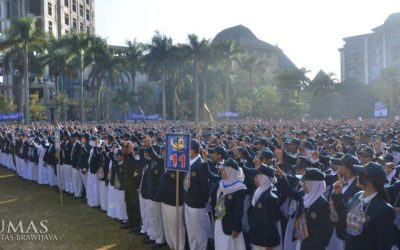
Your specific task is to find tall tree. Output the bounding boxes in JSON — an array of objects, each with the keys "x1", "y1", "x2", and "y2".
[
  {"x1": 374, "y1": 68, "x2": 400, "y2": 118},
  {"x1": 213, "y1": 40, "x2": 242, "y2": 113},
  {"x1": 0, "y1": 17, "x2": 46, "y2": 122},
  {"x1": 145, "y1": 32, "x2": 173, "y2": 120},
  {"x1": 88, "y1": 46, "x2": 129, "y2": 121},
  {"x1": 57, "y1": 32, "x2": 95, "y2": 122},
  {"x1": 185, "y1": 34, "x2": 210, "y2": 121},
  {"x1": 125, "y1": 40, "x2": 143, "y2": 105},
  {"x1": 237, "y1": 51, "x2": 267, "y2": 116},
  {"x1": 275, "y1": 68, "x2": 310, "y2": 119}
]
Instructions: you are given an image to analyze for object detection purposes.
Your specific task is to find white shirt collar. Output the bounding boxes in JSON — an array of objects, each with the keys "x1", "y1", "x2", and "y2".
[
  {"x1": 359, "y1": 192, "x2": 377, "y2": 204},
  {"x1": 190, "y1": 154, "x2": 201, "y2": 166},
  {"x1": 342, "y1": 176, "x2": 356, "y2": 193}
]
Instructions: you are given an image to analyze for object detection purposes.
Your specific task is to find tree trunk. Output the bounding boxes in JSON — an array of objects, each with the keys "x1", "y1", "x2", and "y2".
[
  {"x1": 225, "y1": 64, "x2": 230, "y2": 114},
  {"x1": 24, "y1": 43, "x2": 30, "y2": 123},
  {"x1": 95, "y1": 77, "x2": 101, "y2": 121},
  {"x1": 131, "y1": 68, "x2": 137, "y2": 104},
  {"x1": 249, "y1": 70, "x2": 254, "y2": 117},
  {"x1": 80, "y1": 50, "x2": 85, "y2": 122},
  {"x1": 202, "y1": 73, "x2": 207, "y2": 120},
  {"x1": 173, "y1": 83, "x2": 177, "y2": 121},
  {"x1": 194, "y1": 62, "x2": 199, "y2": 122},
  {"x1": 54, "y1": 75, "x2": 59, "y2": 120},
  {"x1": 161, "y1": 70, "x2": 166, "y2": 120}
]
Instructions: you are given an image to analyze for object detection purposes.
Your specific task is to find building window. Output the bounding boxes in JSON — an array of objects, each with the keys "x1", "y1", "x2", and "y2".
[
  {"x1": 49, "y1": 21, "x2": 53, "y2": 33},
  {"x1": 5, "y1": 1, "x2": 10, "y2": 18},
  {"x1": 87, "y1": 27, "x2": 90, "y2": 34},
  {"x1": 65, "y1": 30, "x2": 69, "y2": 35},
  {"x1": 80, "y1": 22, "x2": 83, "y2": 32},
  {"x1": 86, "y1": 0, "x2": 90, "y2": 5},
  {"x1": 73, "y1": 18, "x2": 77, "y2": 29},
  {"x1": 86, "y1": 10, "x2": 90, "y2": 21},
  {"x1": 79, "y1": 4, "x2": 84, "y2": 17},
  {"x1": 48, "y1": 3, "x2": 52, "y2": 16},
  {"x1": 64, "y1": 0, "x2": 69, "y2": 7},
  {"x1": 72, "y1": 0, "x2": 77, "y2": 12},
  {"x1": 65, "y1": 14, "x2": 70, "y2": 26}
]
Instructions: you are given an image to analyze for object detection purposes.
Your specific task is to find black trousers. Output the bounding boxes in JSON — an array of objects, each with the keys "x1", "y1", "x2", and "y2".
[{"x1": 124, "y1": 186, "x2": 141, "y2": 228}]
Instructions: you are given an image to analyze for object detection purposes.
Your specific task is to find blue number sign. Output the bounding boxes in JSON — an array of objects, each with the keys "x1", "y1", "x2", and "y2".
[{"x1": 165, "y1": 133, "x2": 190, "y2": 172}]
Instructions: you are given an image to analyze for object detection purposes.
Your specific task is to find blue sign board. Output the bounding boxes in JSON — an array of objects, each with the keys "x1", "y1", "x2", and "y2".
[
  {"x1": 0, "y1": 112, "x2": 23, "y2": 121},
  {"x1": 129, "y1": 113, "x2": 161, "y2": 121},
  {"x1": 217, "y1": 112, "x2": 240, "y2": 118},
  {"x1": 165, "y1": 133, "x2": 191, "y2": 172}
]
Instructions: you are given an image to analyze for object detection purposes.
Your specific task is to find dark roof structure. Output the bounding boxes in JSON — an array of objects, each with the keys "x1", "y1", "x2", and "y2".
[{"x1": 212, "y1": 25, "x2": 297, "y2": 70}]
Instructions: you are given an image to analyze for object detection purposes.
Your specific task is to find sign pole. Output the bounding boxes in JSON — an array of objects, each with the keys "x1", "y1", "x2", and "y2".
[
  {"x1": 175, "y1": 170, "x2": 180, "y2": 250},
  {"x1": 57, "y1": 149, "x2": 64, "y2": 207}
]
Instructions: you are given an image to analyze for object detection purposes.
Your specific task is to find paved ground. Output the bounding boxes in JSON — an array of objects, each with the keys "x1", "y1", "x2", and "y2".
[{"x1": 0, "y1": 166, "x2": 152, "y2": 250}]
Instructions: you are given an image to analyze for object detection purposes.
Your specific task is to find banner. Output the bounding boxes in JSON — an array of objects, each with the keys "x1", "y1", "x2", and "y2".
[
  {"x1": 374, "y1": 102, "x2": 388, "y2": 118},
  {"x1": 128, "y1": 113, "x2": 161, "y2": 121},
  {"x1": 217, "y1": 112, "x2": 240, "y2": 118},
  {"x1": 0, "y1": 112, "x2": 23, "y2": 121}
]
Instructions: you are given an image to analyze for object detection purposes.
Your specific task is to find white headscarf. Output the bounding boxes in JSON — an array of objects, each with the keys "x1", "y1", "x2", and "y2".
[
  {"x1": 219, "y1": 167, "x2": 247, "y2": 195},
  {"x1": 251, "y1": 174, "x2": 277, "y2": 206},
  {"x1": 302, "y1": 180, "x2": 326, "y2": 208}
]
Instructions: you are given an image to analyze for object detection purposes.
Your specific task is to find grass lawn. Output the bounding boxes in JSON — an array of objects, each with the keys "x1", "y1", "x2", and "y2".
[{"x1": 0, "y1": 166, "x2": 152, "y2": 250}]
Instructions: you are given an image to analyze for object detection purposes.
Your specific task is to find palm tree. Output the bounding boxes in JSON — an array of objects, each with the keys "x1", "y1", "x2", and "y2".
[
  {"x1": 167, "y1": 44, "x2": 190, "y2": 120},
  {"x1": 185, "y1": 34, "x2": 210, "y2": 121},
  {"x1": 0, "y1": 17, "x2": 46, "y2": 122},
  {"x1": 88, "y1": 46, "x2": 129, "y2": 120},
  {"x1": 213, "y1": 40, "x2": 242, "y2": 113},
  {"x1": 145, "y1": 32, "x2": 173, "y2": 120},
  {"x1": 237, "y1": 51, "x2": 267, "y2": 116},
  {"x1": 125, "y1": 40, "x2": 143, "y2": 104},
  {"x1": 274, "y1": 68, "x2": 310, "y2": 119},
  {"x1": 57, "y1": 32, "x2": 95, "y2": 122},
  {"x1": 308, "y1": 70, "x2": 337, "y2": 99}
]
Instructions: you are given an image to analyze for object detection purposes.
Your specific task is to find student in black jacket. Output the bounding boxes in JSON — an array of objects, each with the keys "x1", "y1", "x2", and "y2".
[
  {"x1": 213, "y1": 158, "x2": 247, "y2": 250},
  {"x1": 70, "y1": 132, "x2": 83, "y2": 197},
  {"x1": 248, "y1": 164, "x2": 281, "y2": 250},
  {"x1": 386, "y1": 179, "x2": 400, "y2": 249},
  {"x1": 295, "y1": 168, "x2": 333, "y2": 250},
  {"x1": 327, "y1": 154, "x2": 360, "y2": 250},
  {"x1": 77, "y1": 133, "x2": 92, "y2": 195},
  {"x1": 332, "y1": 162, "x2": 396, "y2": 250},
  {"x1": 184, "y1": 139, "x2": 211, "y2": 250}
]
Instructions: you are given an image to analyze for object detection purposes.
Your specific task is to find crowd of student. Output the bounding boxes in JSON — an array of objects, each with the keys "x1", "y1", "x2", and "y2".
[{"x1": 0, "y1": 120, "x2": 399, "y2": 250}]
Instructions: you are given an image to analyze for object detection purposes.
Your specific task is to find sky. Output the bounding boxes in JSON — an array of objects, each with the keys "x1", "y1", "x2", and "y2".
[{"x1": 95, "y1": 0, "x2": 399, "y2": 80}]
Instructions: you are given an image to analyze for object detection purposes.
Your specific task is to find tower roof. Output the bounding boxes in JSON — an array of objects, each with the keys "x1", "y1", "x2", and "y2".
[{"x1": 212, "y1": 25, "x2": 297, "y2": 70}]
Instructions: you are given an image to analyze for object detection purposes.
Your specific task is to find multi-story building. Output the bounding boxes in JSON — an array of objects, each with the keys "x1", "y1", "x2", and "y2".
[
  {"x1": 0, "y1": 0, "x2": 95, "y2": 119},
  {"x1": 0, "y1": 0, "x2": 95, "y2": 38},
  {"x1": 340, "y1": 12, "x2": 400, "y2": 84}
]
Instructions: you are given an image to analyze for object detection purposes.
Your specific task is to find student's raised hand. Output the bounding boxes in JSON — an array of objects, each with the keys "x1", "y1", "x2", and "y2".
[
  {"x1": 333, "y1": 174, "x2": 343, "y2": 195},
  {"x1": 275, "y1": 165, "x2": 285, "y2": 178}
]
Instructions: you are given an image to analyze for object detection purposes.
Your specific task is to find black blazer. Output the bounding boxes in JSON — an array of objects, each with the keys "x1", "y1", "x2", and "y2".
[
  {"x1": 299, "y1": 196, "x2": 333, "y2": 250},
  {"x1": 332, "y1": 178, "x2": 360, "y2": 240},
  {"x1": 332, "y1": 191, "x2": 396, "y2": 250},
  {"x1": 146, "y1": 161, "x2": 163, "y2": 202},
  {"x1": 212, "y1": 188, "x2": 246, "y2": 235},
  {"x1": 89, "y1": 147, "x2": 104, "y2": 174},
  {"x1": 248, "y1": 186, "x2": 281, "y2": 248},
  {"x1": 70, "y1": 142, "x2": 81, "y2": 169},
  {"x1": 61, "y1": 140, "x2": 73, "y2": 165},
  {"x1": 387, "y1": 181, "x2": 400, "y2": 248},
  {"x1": 184, "y1": 157, "x2": 210, "y2": 208},
  {"x1": 77, "y1": 143, "x2": 91, "y2": 171}
]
